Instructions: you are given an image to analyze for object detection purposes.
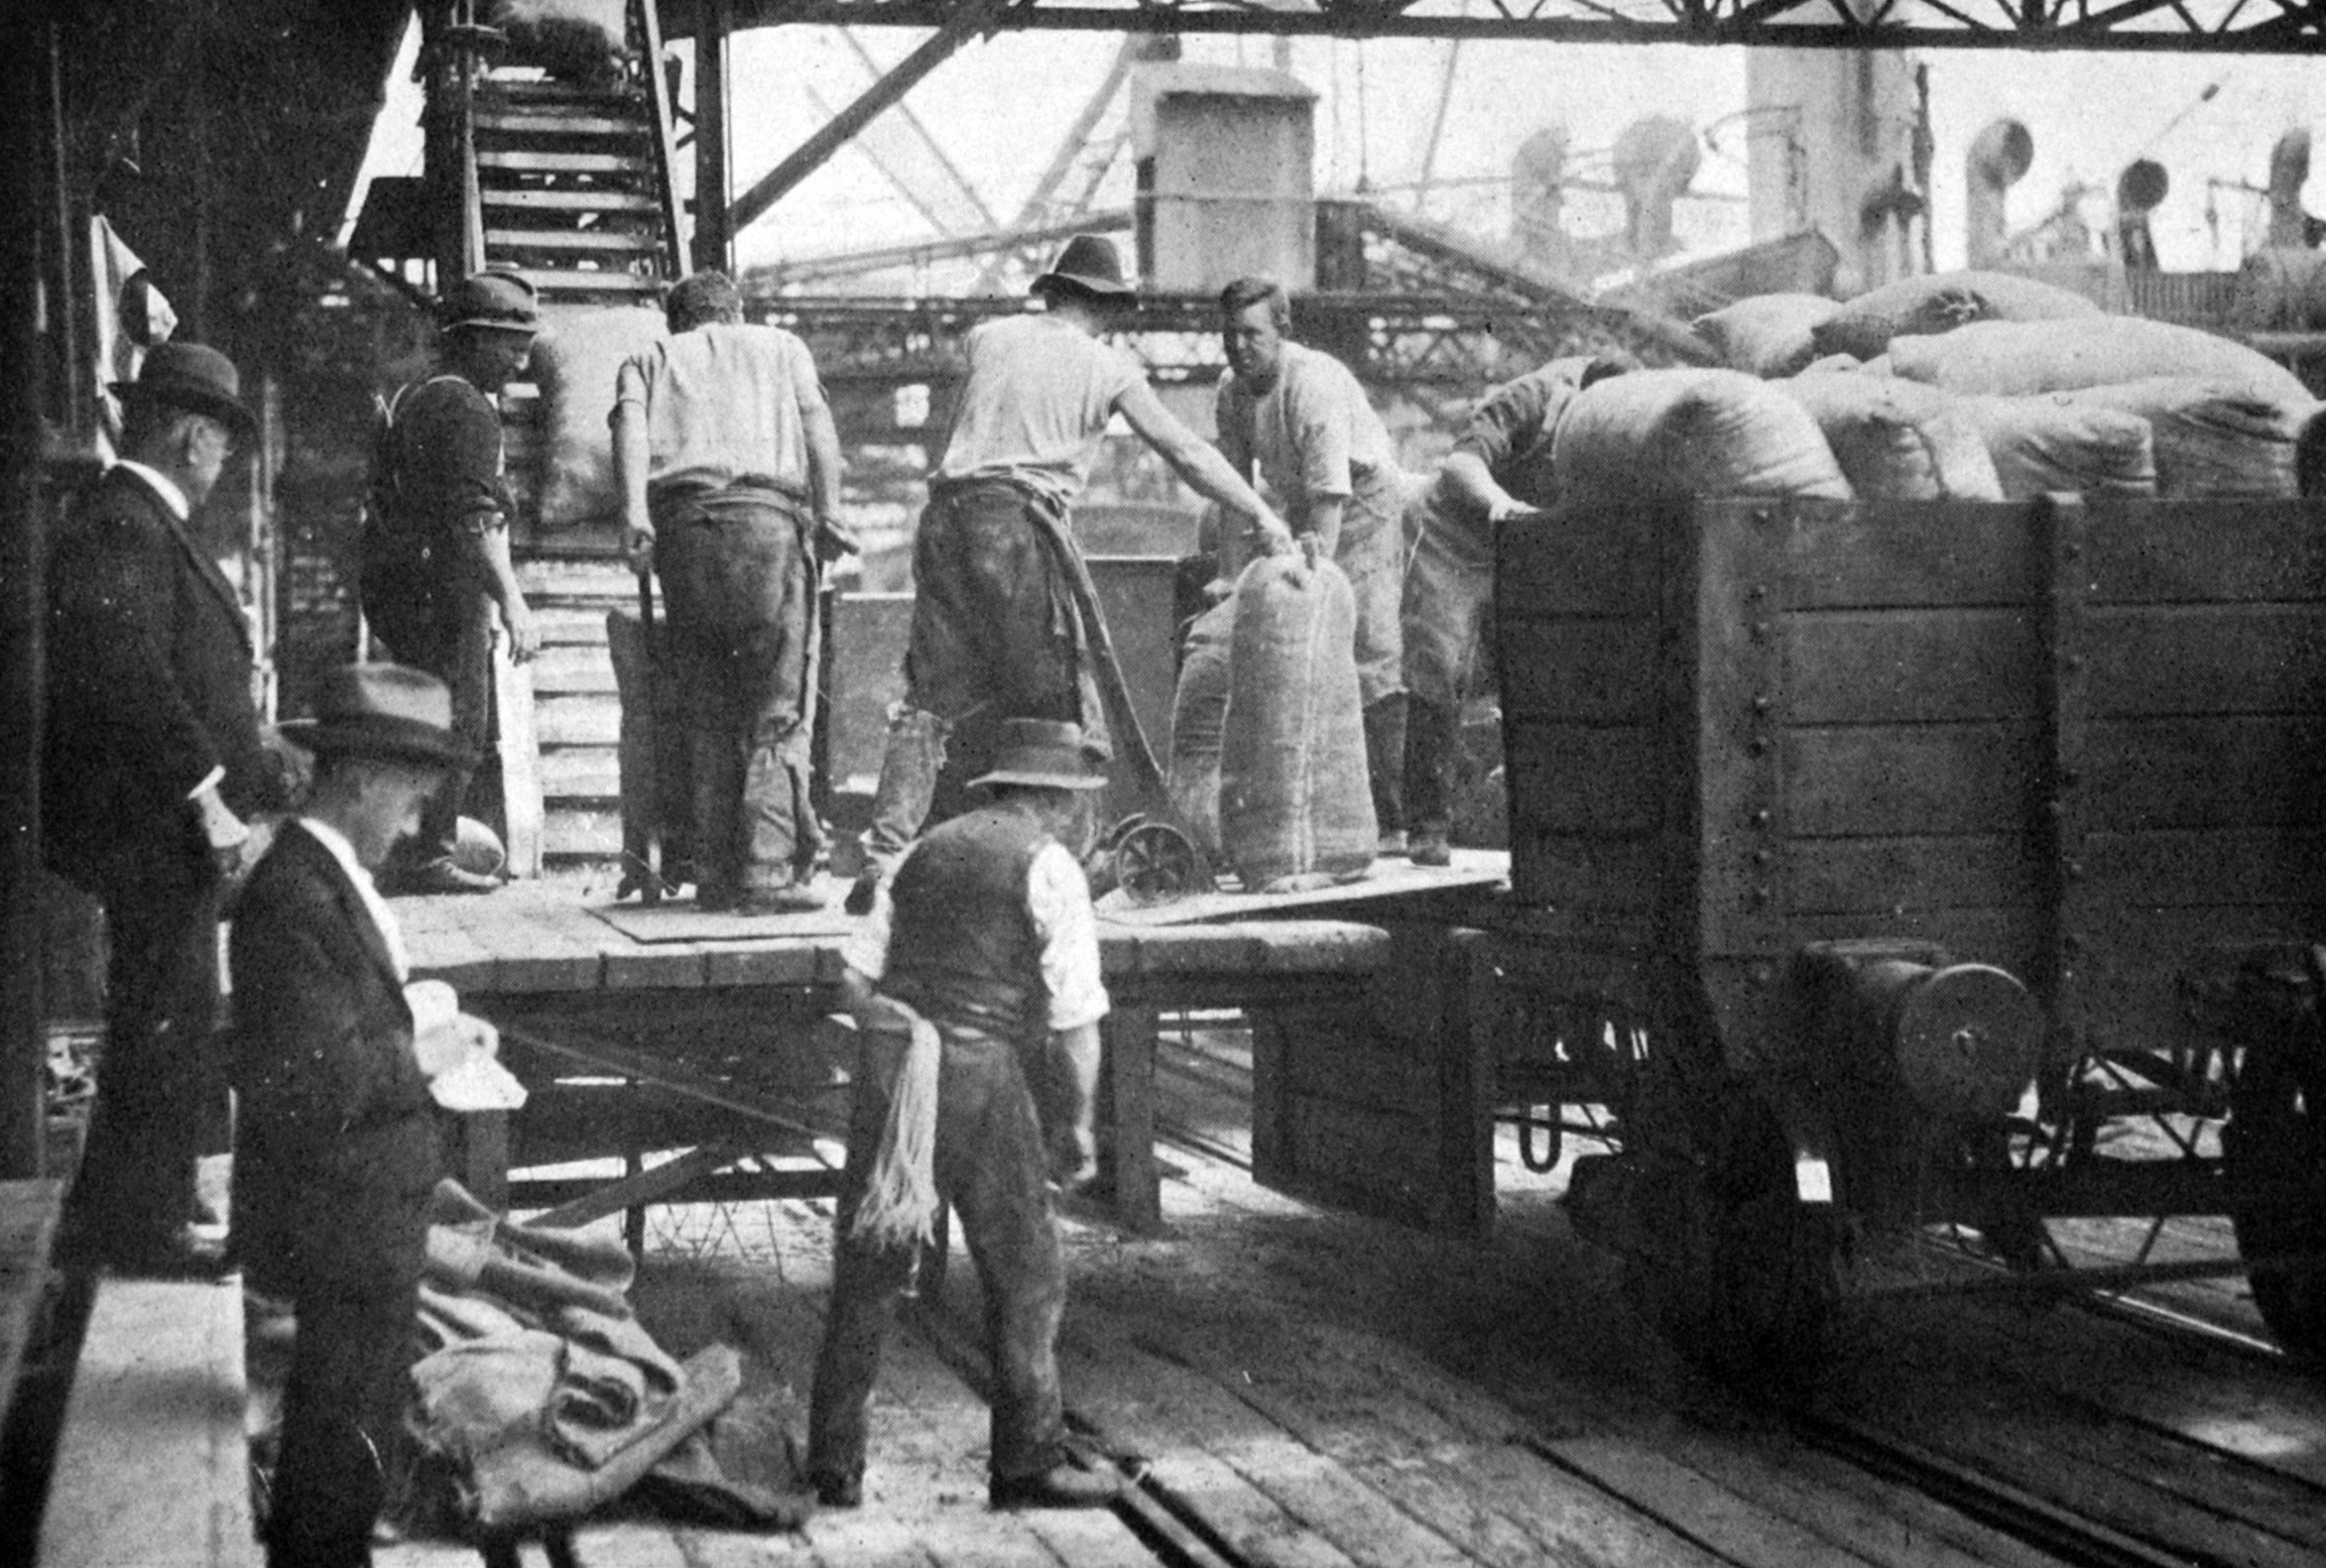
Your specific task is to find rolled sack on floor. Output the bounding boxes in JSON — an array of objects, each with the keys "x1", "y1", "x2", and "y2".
[
  {"x1": 1218, "y1": 555, "x2": 1374, "y2": 895},
  {"x1": 1549, "y1": 367, "x2": 1854, "y2": 506}
]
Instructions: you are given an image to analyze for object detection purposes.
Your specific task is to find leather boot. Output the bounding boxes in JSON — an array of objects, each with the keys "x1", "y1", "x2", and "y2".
[
  {"x1": 1405, "y1": 696, "x2": 1459, "y2": 867},
  {"x1": 1363, "y1": 694, "x2": 1408, "y2": 857},
  {"x1": 847, "y1": 707, "x2": 948, "y2": 914}
]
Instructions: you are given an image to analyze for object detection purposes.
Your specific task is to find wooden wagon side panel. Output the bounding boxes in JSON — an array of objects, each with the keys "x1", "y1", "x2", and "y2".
[{"x1": 1496, "y1": 498, "x2": 1687, "y2": 943}]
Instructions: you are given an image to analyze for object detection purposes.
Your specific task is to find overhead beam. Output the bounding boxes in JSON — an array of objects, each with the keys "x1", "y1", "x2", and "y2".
[
  {"x1": 727, "y1": 0, "x2": 1018, "y2": 236},
  {"x1": 660, "y1": 0, "x2": 2326, "y2": 55}
]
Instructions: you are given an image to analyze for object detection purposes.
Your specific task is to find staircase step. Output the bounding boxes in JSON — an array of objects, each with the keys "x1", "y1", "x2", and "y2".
[
  {"x1": 489, "y1": 227, "x2": 666, "y2": 255},
  {"x1": 477, "y1": 149, "x2": 651, "y2": 176},
  {"x1": 536, "y1": 695, "x2": 622, "y2": 748},
  {"x1": 483, "y1": 187, "x2": 659, "y2": 213},
  {"x1": 531, "y1": 644, "x2": 620, "y2": 694},
  {"x1": 475, "y1": 110, "x2": 649, "y2": 139},
  {"x1": 545, "y1": 808, "x2": 625, "y2": 861},
  {"x1": 484, "y1": 78, "x2": 639, "y2": 105},
  {"x1": 512, "y1": 269, "x2": 666, "y2": 297},
  {"x1": 540, "y1": 749, "x2": 623, "y2": 798}
]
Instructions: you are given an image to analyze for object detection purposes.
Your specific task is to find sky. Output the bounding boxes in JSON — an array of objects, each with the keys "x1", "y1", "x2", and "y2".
[{"x1": 353, "y1": 20, "x2": 2326, "y2": 285}]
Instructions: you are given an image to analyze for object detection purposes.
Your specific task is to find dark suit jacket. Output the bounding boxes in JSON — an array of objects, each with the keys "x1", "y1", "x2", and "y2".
[
  {"x1": 44, "y1": 463, "x2": 287, "y2": 895},
  {"x1": 229, "y1": 822, "x2": 441, "y2": 1297}
]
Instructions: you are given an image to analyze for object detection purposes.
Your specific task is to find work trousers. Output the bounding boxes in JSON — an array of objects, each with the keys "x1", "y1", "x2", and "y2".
[
  {"x1": 808, "y1": 1025, "x2": 1069, "y2": 1486},
  {"x1": 1399, "y1": 477, "x2": 1496, "y2": 711},
  {"x1": 265, "y1": 1215, "x2": 427, "y2": 1568},
  {"x1": 68, "y1": 861, "x2": 224, "y2": 1258},
  {"x1": 380, "y1": 592, "x2": 492, "y2": 874},
  {"x1": 1314, "y1": 475, "x2": 1407, "y2": 709},
  {"x1": 864, "y1": 480, "x2": 1108, "y2": 861},
  {"x1": 654, "y1": 490, "x2": 822, "y2": 899}
]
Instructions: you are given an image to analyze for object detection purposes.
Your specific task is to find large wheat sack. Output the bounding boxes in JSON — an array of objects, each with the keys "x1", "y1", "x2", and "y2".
[
  {"x1": 1551, "y1": 367, "x2": 1853, "y2": 504},
  {"x1": 1166, "y1": 597, "x2": 1236, "y2": 857},
  {"x1": 1956, "y1": 394, "x2": 2157, "y2": 498},
  {"x1": 1693, "y1": 294, "x2": 1840, "y2": 379},
  {"x1": 2063, "y1": 379, "x2": 2310, "y2": 498},
  {"x1": 1811, "y1": 270, "x2": 2101, "y2": 362},
  {"x1": 1219, "y1": 556, "x2": 1375, "y2": 893},
  {"x1": 1779, "y1": 374, "x2": 2001, "y2": 500},
  {"x1": 481, "y1": 0, "x2": 631, "y2": 82},
  {"x1": 1888, "y1": 316, "x2": 2312, "y2": 406},
  {"x1": 530, "y1": 305, "x2": 667, "y2": 532}
]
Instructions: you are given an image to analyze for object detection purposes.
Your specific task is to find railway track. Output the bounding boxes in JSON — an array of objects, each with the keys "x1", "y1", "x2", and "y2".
[{"x1": 1142, "y1": 1064, "x2": 2326, "y2": 1568}]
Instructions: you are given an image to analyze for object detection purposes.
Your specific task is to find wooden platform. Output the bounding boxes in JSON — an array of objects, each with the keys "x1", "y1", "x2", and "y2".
[{"x1": 400, "y1": 880, "x2": 1397, "y2": 1234}]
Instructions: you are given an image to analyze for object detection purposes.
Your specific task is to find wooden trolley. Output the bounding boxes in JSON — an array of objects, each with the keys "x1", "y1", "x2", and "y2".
[{"x1": 1481, "y1": 494, "x2": 2326, "y2": 1377}]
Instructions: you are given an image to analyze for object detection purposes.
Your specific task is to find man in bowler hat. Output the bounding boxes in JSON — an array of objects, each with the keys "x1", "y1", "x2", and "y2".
[
  {"x1": 846, "y1": 234, "x2": 1294, "y2": 913},
  {"x1": 361, "y1": 268, "x2": 543, "y2": 894},
  {"x1": 230, "y1": 662, "x2": 498, "y2": 1567},
  {"x1": 45, "y1": 339, "x2": 305, "y2": 1277}
]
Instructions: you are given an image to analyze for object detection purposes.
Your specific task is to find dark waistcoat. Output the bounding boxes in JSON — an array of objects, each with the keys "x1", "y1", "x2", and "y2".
[{"x1": 883, "y1": 804, "x2": 1051, "y2": 1037}]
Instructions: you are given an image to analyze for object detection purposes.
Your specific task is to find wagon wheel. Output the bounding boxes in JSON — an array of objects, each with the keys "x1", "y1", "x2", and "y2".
[
  {"x1": 1624, "y1": 1087, "x2": 1841, "y2": 1391},
  {"x1": 2227, "y1": 1040, "x2": 2326, "y2": 1362},
  {"x1": 1111, "y1": 820, "x2": 1206, "y2": 906}
]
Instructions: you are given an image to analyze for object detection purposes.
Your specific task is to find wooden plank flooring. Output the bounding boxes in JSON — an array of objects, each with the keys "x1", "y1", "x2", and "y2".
[{"x1": 366, "y1": 1020, "x2": 2326, "y2": 1568}]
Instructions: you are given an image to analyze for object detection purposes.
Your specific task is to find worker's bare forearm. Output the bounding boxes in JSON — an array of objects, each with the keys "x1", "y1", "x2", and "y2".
[{"x1": 804, "y1": 401, "x2": 844, "y2": 523}]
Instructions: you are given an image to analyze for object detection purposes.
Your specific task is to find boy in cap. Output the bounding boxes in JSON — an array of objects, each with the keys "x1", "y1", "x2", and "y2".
[
  {"x1": 45, "y1": 339, "x2": 306, "y2": 1277},
  {"x1": 229, "y1": 663, "x2": 501, "y2": 1568},
  {"x1": 361, "y1": 268, "x2": 544, "y2": 895},
  {"x1": 847, "y1": 234, "x2": 1294, "y2": 913},
  {"x1": 810, "y1": 717, "x2": 1120, "y2": 1512}
]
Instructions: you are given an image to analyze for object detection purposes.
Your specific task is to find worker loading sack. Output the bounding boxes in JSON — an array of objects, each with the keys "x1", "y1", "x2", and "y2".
[{"x1": 1218, "y1": 553, "x2": 1375, "y2": 894}]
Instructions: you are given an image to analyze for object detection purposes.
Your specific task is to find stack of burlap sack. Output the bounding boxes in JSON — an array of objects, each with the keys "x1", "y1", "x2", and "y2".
[{"x1": 1669, "y1": 270, "x2": 2325, "y2": 504}]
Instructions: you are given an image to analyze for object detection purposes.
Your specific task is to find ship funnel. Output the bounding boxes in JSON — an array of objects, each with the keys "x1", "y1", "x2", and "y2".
[
  {"x1": 1966, "y1": 118, "x2": 2032, "y2": 268},
  {"x1": 2267, "y1": 128, "x2": 2313, "y2": 248},
  {"x1": 2115, "y1": 158, "x2": 2167, "y2": 269},
  {"x1": 1611, "y1": 115, "x2": 1700, "y2": 261},
  {"x1": 1511, "y1": 124, "x2": 1569, "y2": 260}
]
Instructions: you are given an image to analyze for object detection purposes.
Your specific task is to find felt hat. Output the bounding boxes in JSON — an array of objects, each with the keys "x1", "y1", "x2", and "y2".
[
  {"x1": 281, "y1": 663, "x2": 478, "y2": 772},
  {"x1": 439, "y1": 269, "x2": 540, "y2": 333},
  {"x1": 113, "y1": 341, "x2": 257, "y2": 441},
  {"x1": 968, "y1": 719, "x2": 1109, "y2": 792},
  {"x1": 1033, "y1": 234, "x2": 1133, "y2": 299}
]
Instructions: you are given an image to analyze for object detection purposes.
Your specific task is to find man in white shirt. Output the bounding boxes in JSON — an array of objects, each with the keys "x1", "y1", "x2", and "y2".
[
  {"x1": 810, "y1": 719, "x2": 1120, "y2": 1512},
  {"x1": 1215, "y1": 276, "x2": 1412, "y2": 855}
]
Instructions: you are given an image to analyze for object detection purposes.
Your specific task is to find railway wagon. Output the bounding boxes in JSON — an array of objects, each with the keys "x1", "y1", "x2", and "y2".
[{"x1": 1480, "y1": 493, "x2": 2326, "y2": 1377}]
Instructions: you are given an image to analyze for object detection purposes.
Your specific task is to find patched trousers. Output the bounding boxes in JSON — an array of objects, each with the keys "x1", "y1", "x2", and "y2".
[
  {"x1": 808, "y1": 1023, "x2": 1069, "y2": 1485},
  {"x1": 653, "y1": 486, "x2": 822, "y2": 898}
]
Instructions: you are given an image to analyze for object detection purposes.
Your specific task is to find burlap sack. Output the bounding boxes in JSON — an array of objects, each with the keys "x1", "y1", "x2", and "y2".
[
  {"x1": 1779, "y1": 374, "x2": 2001, "y2": 500},
  {"x1": 530, "y1": 305, "x2": 666, "y2": 532},
  {"x1": 1955, "y1": 394, "x2": 2157, "y2": 498},
  {"x1": 2061, "y1": 379, "x2": 2310, "y2": 498},
  {"x1": 1888, "y1": 316, "x2": 2311, "y2": 406},
  {"x1": 1692, "y1": 294, "x2": 1841, "y2": 379},
  {"x1": 1550, "y1": 367, "x2": 1853, "y2": 505},
  {"x1": 1166, "y1": 596, "x2": 1236, "y2": 858},
  {"x1": 1811, "y1": 270, "x2": 2100, "y2": 362},
  {"x1": 482, "y1": 0, "x2": 632, "y2": 83},
  {"x1": 1219, "y1": 556, "x2": 1375, "y2": 893}
]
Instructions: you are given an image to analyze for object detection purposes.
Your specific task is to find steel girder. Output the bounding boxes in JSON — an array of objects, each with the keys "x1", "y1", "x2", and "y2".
[{"x1": 664, "y1": 0, "x2": 2326, "y2": 56}]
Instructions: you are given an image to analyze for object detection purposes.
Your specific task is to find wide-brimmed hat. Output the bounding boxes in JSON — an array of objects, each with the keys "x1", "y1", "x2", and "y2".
[
  {"x1": 112, "y1": 341, "x2": 257, "y2": 442},
  {"x1": 439, "y1": 269, "x2": 540, "y2": 334},
  {"x1": 1032, "y1": 234, "x2": 1133, "y2": 299},
  {"x1": 280, "y1": 663, "x2": 478, "y2": 771},
  {"x1": 968, "y1": 719, "x2": 1109, "y2": 792}
]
